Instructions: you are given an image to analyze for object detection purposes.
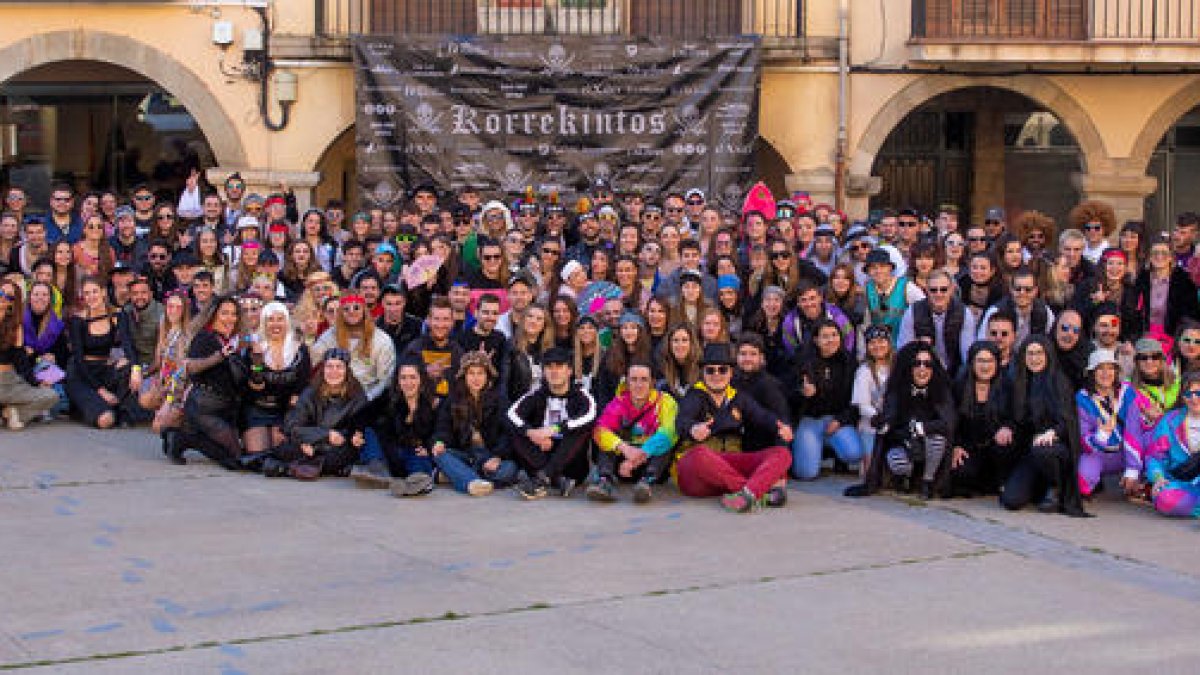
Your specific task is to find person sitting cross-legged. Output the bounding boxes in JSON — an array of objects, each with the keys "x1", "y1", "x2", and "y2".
[
  {"x1": 674, "y1": 342, "x2": 794, "y2": 513},
  {"x1": 587, "y1": 360, "x2": 678, "y2": 504}
]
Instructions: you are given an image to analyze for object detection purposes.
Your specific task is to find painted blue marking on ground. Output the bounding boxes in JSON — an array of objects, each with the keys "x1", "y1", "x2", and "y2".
[
  {"x1": 19, "y1": 629, "x2": 64, "y2": 640},
  {"x1": 191, "y1": 607, "x2": 234, "y2": 619},
  {"x1": 58, "y1": 495, "x2": 81, "y2": 506},
  {"x1": 572, "y1": 544, "x2": 596, "y2": 553},
  {"x1": 92, "y1": 536, "x2": 114, "y2": 548},
  {"x1": 127, "y1": 557, "x2": 154, "y2": 569},
  {"x1": 622, "y1": 527, "x2": 642, "y2": 535},
  {"x1": 53, "y1": 505, "x2": 74, "y2": 516},
  {"x1": 218, "y1": 665, "x2": 248, "y2": 675},
  {"x1": 218, "y1": 644, "x2": 246, "y2": 657},
  {"x1": 665, "y1": 511, "x2": 683, "y2": 519},
  {"x1": 35, "y1": 472, "x2": 56, "y2": 489},
  {"x1": 442, "y1": 562, "x2": 472, "y2": 572},
  {"x1": 156, "y1": 599, "x2": 188, "y2": 615},
  {"x1": 122, "y1": 571, "x2": 143, "y2": 584},
  {"x1": 99, "y1": 522, "x2": 123, "y2": 534},
  {"x1": 248, "y1": 600, "x2": 287, "y2": 613},
  {"x1": 85, "y1": 622, "x2": 123, "y2": 634},
  {"x1": 488, "y1": 559, "x2": 515, "y2": 569},
  {"x1": 150, "y1": 617, "x2": 177, "y2": 634},
  {"x1": 526, "y1": 549, "x2": 555, "y2": 558},
  {"x1": 627, "y1": 516, "x2": 650, "y2": 524},
  {"x1": 583, "y1": 531, "x2": 605, "y2": 540}
]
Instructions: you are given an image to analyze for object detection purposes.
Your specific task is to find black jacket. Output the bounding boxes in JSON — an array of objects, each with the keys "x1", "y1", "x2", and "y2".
[
  {"x1": 675, "y1": 383, "x2": 783, "y2": 452},
  {"x1": 434, "y1": 388, "x2": 511, "y2": 458},
  {"x1": 507, "y1": 380, "x2": 597, "y2": 439},
  {"x1": 379, "y1": 391, "x2": 438, "y2": 450},
  {"x1": 1134, "y1": 266, "x2": 1199, "y2": 337},
  {"x1": 284, "y1": 387, "x2": 367, "y2": 447},
  {"x1": 794, "y1": 348, "x2": 858, "y2": 426},
  {"x1": 732, "y1": 369, "x2": 791, "y2": 452},
  {"x1": 232, "y1": 344, "x2": 312, "y2": 413}
]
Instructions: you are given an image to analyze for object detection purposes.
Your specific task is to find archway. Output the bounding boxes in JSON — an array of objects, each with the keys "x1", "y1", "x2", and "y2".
[
  {"x1": 0, "y1": 31, "x2": 246, "y2": 170},
  {"x1": 1, "y1": 60, "x2": 221, "y2": 200},
  {"x1": 858, "y1": 78, "x2": 1102, "y2": 225},
  {"x1": 1129, "y1": 82, "x2": 1200, "y2": 230},
  {"x1": 313, "y1": 124, "x2": 357, "y2": 211},
  {"x1": 754, "y1": 138, "x2": 791, "y2": 203}
]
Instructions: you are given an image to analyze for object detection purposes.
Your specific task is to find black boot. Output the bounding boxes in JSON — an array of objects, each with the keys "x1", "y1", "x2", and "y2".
[
  {"x1": 162, "y1": 431, "x2": 186, "y2": 465},
  {"x1": 239, "y1": 452, "x2": 270, "y2": 473}
]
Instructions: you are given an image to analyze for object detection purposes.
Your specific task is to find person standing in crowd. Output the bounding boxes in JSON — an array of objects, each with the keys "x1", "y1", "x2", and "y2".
[
  {"x1": 507, "y1": 346, "x2": 597, "y2": 499},
  {"x1": 863, "y1": 248, "x2": 924, "y2": 340},
  {"x1": 1136, "y1": 234, "x2": 1199, "y2": 340},
  {"x1": 981, "y1": 267, "x2": 1055, "y2": 346},
  {"x1": 588, "y1": 360, "x2": 678, "y2": 503},
  {"x1": 1069, "y1": 200, "x2": 1116, "y2": 264},
  {"x1": 674, "y1": 343, "x2": 794, "y2": 512},
  {"x1": 897, "y1": 270, "x2": 975, "y2": 376}
]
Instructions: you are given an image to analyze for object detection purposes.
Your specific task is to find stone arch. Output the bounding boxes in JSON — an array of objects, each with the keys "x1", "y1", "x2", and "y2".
[
  {"x1": 0, "y1": 30, "x2": 247, "y2": 168},
  {"x1": 312, "y1": 122, "x2": 357, "y2": 208},
  {"x1": 851, "y1": 75, "x2": 1108, "y2": 179},
  {"x1": 1127, "y1": 78, "x2": 1200, "y2": 173}
]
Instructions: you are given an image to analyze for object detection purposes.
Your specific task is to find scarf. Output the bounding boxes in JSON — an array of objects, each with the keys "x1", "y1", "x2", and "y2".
[{"x1": 23, "y1": 308, "x2": 64, "y2": 354}]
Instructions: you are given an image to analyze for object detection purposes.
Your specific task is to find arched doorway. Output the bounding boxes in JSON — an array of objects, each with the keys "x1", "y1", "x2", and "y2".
[
  {"x1": 313, "y1": 124, "x2": 357, "y2": 211},
  {"x1": 1144, "y1": 106, "x2": 1200, "y2": 231},
  {"x1": 870, "y1": 87, "x2": 1083, "y2": 225},
  {"x1": 1, "y1": 60, "x2": 217, "y2": 202},
  {"x1": 754, "y1": 138, "x2": 790, "y2": 203}
]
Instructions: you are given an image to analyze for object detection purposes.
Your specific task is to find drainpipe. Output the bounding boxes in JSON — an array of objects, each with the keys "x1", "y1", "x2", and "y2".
[{"x1": 834, "y1": 0, "x2": 849, "y2": 211}]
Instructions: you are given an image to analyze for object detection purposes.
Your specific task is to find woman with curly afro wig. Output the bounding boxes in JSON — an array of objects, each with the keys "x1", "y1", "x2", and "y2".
[{"x1": 1068, "y1": 200, "x2": 1116, "y2": 265}]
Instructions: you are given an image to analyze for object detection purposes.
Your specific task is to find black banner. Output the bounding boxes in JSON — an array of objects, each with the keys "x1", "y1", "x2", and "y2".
[{"x1": 354, "y1": 34, "x2": 759, "y2": 210}]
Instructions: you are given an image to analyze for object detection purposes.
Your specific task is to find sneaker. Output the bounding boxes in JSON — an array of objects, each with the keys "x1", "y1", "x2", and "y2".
[
  {"x1": 5, "y1": 407, "x2": 23, "y2": 431},
  {"x1": 765, "y1": 485, "x2": 788, "y2": 508},
  {"x1": 390, "y1": 472, "x2": 434, "y2": 497},
  {"x1": 557, "y1": 477, "x2": 577, "y2": 498},
  {"x1": 514, "y1": 474, "x2": 549, "y2": 500},
  {"x1": 632, "y1": 478, "x2": 653, "y2": 504},
  {"x1": 719, "y1": 487, "x2": 759, "y2": 514},
  {"x1": 467, "y1": 479, "x2": 494, "y2": 497},
  {"x1": 351, "y1": 460, "x2": 391, "y2": 489},
  {"x1": 586, "y1": 477, "x2": 617, "y2": 503},
  {"x1": 843, "y1": 483, "x2": 870, "y2": 498}
]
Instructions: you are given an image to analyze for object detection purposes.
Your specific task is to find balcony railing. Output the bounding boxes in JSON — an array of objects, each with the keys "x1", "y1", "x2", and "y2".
[
  {"x1": 913, "y1": 0, "x2": 1199, "y2": 41},
  {"x1": 316, "y1": 0, "x2": 804, "y2": 40}
]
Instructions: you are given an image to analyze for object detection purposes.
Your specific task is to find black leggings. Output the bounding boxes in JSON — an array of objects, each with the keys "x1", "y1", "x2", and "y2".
[
  {"x1": 65, "y1": 360, "x2": 146, "y2": 426},
  {"x1": 1000, "y1": 442, "x2": 1069, "y2": 511},
  {"x1": 950, "y1": 441, "x2": 1018, "y2": 497},
  {"x1": 269, "y1": 441, "x2": 358, "y2": 477},
  {"x1": 513, "y1": 430, "x2": 592, "y2": 482},
  {"x1": 595, "y1": 449, "x2": 673, "y2": 484},
  {"x1": 177, "y1": 388, "x2": 242, "y2": 469}
]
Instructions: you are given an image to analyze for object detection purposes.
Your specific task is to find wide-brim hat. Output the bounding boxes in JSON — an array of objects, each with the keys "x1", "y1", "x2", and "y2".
[
  {"x1": 1086, "y1": 349, "x2": 1119, "y2": 372},
  {"x1": 700, "y1": 342, "x2": 735, "y2": 367}
]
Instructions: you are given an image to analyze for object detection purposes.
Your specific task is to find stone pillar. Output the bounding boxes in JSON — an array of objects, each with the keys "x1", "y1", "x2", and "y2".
[
  {"x1": 1073, "y1": 172, "x2": 1158, "y2": 227},
  {"x1": 205, "y1": 168, "x2": 322, "y2": 212},
  {"x1": 785, "y1": 168, "x2": 837, "y2": 208},
  {"x1": 972, "y1": 106, "x2": 1006, "y2": 225}
]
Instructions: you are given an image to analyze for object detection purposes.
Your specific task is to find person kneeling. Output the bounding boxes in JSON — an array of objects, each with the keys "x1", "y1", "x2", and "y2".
[
  {"x1": 587, "y1": 360, "x2": 679, "y2": 504},
  {"x1": 674, "y1": 343, "x2": 794, "y2": 513},
  {"x1": 264, "y1": 349, "x2": 366, "y2": 480},
  {"x1": 416, "y1": 350, "x2": 518, "y2": 498}
]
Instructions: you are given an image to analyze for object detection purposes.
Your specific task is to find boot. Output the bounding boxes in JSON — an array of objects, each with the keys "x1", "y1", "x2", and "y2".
[{"x1": 161, "y1": 430, "x2": 186, "y2": 465}]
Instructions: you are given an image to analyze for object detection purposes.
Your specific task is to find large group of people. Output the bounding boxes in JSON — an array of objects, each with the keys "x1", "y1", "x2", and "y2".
[{"x1": 3, "y1": 172, "x2": 1200, "y2": 518}]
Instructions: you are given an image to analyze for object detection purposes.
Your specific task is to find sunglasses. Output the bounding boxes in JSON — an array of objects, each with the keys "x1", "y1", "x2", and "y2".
[
  {"x1": 913, "y1": 358, "x2": 934, "y2": 369},
  {"x1": 770, "y1": 251, "x2": 791, "y2": 260},
  {"x1": 645, "y1": 214, "x2": 663, "y2": 220},
  {"x1": 852, "y1": 242, "x2": 872, "y2": 251},
  {"x1": 945, "y1": 240, "x2": 965, "y2": 247},
  {"x1": 542, "y1": 248, "x2": 561, "y2": 256},
  {"x1": 396, "y1": 234, "x2": 416, "y2": 244},
  {"x1": 968, "y1": 236, "x2": 988, "y2": 243},
  {"x1": 1012, "y1": 285, "x2": 1036, "y2": 293},
  {"x1": 686, "y1": 199, "x2": 704, "y2": 206},
  {"x1": 133, "y1": 194, "x2": 153, "y2": 201},
  {"x1": 481, "y1": 254, "x2": 502, "y2": 261},
  {"x1": 1183, "y1": 390, "x2": 1200, "y2": 400},
  {"x1": 666, "y1": 207, "x2": 684, "y2": 213},
  {"x1": 51, "y1": 196, "x2": 71, "y2": 202},
  {"x1": 898, "y1": 221, "x2": 918, "y2": 228},
  {"x1": 989, "y1": 330, "x2": 1011, "y2": 337},
  {"x1": 1083, "y1": 223, "x2": 1103, "y2": 231},
  {"x1": 926, "y1": 286, "x2": 951, "y2": 294},
  {"x1": 1136, "y1": 353, "x2": 1163, "y2": 362},
  {"x1": 227, "y1": 182, "x2": 245, "y2": 190},
  {"x1": 149, "y1": 253, "x2": 169, "y2": 261},
  {"x1": 1058, "y1": 324, "x2": 1081, "y2": 334},
  {"x1": 703, "y1": 365, "x2": 730, "y2": 375}
]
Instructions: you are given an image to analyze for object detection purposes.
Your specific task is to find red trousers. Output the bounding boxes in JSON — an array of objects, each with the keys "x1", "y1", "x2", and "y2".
[{"x1": 676, "y1": 445, "x2": 791, "y2": 499}]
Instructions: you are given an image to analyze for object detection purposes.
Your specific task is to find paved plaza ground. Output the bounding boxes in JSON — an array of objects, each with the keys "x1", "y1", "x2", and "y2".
[{"x1": 2, "y1": 423, "x2": 1199, "y2": 674}]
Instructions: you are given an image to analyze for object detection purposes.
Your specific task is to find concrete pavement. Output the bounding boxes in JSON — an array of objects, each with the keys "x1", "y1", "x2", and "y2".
[{"x1": 1, "y1": 422, "x2": 1198, "y2": 673}]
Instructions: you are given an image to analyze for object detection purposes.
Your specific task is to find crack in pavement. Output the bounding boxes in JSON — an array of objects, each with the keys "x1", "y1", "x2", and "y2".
[
  {"x1": 792, "y1": 479, "x2": 1200, "y2": 602},
  {"x1": 0, "y1": 547, "x2": 994, "y2": 671}
]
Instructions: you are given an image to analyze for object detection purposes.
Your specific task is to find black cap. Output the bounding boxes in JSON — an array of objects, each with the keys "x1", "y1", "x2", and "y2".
[
  {"x1": 109, "y1": 261, "x2": 134, "y2": 275},
  {"x1": 700, "y1": 343, "x2": 735, "y2": 367},
  {"x1": 679, "y1": 269, "x2": 703, "y2": 286},
  {"x1": 171, "y1": 250, "x2": 199, "y2": 267},
  {"x1": 543, "y1": 346, "x2": 572, "y2": 366},
  {"x1": 865, "y1": 249, "x2": 893, "y2": 268},
  {"x1": 258, "y1": 250, "x2": 280, "y2": 266}
]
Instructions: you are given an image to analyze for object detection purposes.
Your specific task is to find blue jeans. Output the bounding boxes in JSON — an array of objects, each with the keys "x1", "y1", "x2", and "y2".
[
  {"x1": 791, "y1": 415, "x2": 865, "y2": 480},
  {"x1": 359, "y1": 427, "x2": 384, "y2": 464},
  {"x1": 433, "y1": 447, "x2": 519, "y2": 493}
]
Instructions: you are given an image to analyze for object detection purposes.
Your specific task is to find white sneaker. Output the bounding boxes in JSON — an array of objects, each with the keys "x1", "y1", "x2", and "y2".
[
  {"x1": 467, "y1": 479, "x2": 493, "y2": 497},
  {"x1": 5, "y1": 407, "x2": 23, "y2": 431}
]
